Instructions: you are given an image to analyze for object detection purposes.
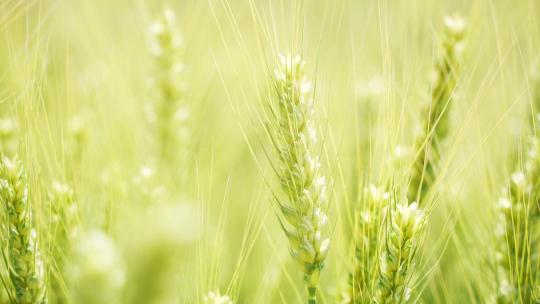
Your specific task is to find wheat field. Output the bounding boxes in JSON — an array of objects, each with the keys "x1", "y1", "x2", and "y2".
[{"x1": 0, "y1": 0, "x2": 539, "y2": 303}]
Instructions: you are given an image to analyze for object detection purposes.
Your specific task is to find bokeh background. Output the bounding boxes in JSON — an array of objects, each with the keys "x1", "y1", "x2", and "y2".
[{"x1": 1, "y1": 0, "x2": 539, "y2": 303}]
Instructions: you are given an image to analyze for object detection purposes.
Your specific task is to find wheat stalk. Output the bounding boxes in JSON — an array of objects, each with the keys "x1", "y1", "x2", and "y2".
[
  {"x1": 0, "y1": 156, "x2": 46, "y2": 304},
  {"x1": 375, "y1": 200, "x2": 425, "y2": 303},
  {"x1": 408, "y1": 15, "x2": 466, "y2": 204},
  {"x1": 266, "y1": 54, "x2": 330, "y2": 304}
]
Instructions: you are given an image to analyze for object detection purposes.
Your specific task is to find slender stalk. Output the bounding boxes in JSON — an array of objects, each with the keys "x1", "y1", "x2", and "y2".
[{"x1": 308, "y1": 286, "x2": 316, "y2": 304}]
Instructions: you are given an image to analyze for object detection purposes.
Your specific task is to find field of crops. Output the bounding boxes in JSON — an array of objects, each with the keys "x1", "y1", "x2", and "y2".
[{"x1": 0, "y1": 0, "x2": 539, "y2": 303}]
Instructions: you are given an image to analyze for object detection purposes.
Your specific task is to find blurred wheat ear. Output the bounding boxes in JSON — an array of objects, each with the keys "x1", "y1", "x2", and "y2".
[
  {"x1": 148, "y1": 9, "x2": 190, "y2": 177},
  {"x1": 264, "y1": 54, "x2": 330, "y2": 304},
  {"x1": 408, "y1": 15, "x2": 466, "y2": 205},
  {"x1": 493, "y1": 66, "x2": 540, "y2": 302}
]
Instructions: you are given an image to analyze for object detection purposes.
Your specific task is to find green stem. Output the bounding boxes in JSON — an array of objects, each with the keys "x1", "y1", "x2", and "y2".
[{"x1": 308, "y1": 286, "x2": 317, "y2": 304}]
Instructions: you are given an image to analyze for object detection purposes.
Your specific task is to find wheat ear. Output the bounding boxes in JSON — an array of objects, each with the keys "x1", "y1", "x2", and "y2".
[
  {"x1": 266, "y1": 54, "x2": 330, "y2": 304},
  {"x1": 375, "y1": 199, "x2": 425, "y2": 304}
]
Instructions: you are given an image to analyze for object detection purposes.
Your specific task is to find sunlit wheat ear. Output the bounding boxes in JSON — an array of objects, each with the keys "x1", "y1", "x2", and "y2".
[
  {"x1": 265, "y1": 54, "x2": 330, "y2": 304},
  {"x1": 0, "y1": 156, "x2": 46, "y2": 304},
  {"x1": 0, "y1": 117, "x2": 18, "y2": 157},
  {"x1": 375, "y1": 199, "x2": 425, "y2": 304},
  {"x1": 494, "y1": 135, "x2": 540, "y2": 303},
  {"x1": 408, "y1": 15, "x2": 466, "y2": 204},
  {"x1": 148, "y1": 9, "x2": 190, "y2": 169},
  {"x1": 343, "y1": 184, "x2": 389, "y2": 303},
  {"x1": 47, "y1": 181, "x2": 78, "y2": 304},
  {"x1": 203, "y1": 290, "x2": 234, "y2": 304}
]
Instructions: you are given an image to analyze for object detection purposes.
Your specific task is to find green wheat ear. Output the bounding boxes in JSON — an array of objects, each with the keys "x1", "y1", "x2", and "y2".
[
  {"x1": 408, "y1": 15, "x2": 466, "y2": 204},
  {"x1": 265, "y1": 54, "x2": 331, "y2": 304},
  {"x1": 0, "y1": 156, "x2": 46, "y2": 304},
  {"x1": 375, "y1": 198, "x2": 425, "y2": 304}
]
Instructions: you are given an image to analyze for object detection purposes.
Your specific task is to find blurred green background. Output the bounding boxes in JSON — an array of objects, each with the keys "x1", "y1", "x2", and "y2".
[{"x1": 0, "y1": 0, "x2": 539, "y2": 303}]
